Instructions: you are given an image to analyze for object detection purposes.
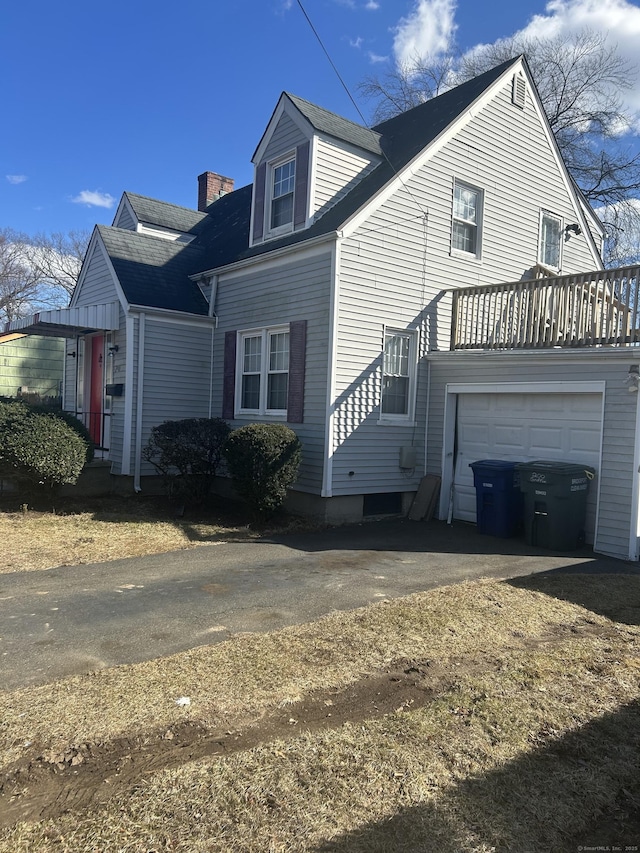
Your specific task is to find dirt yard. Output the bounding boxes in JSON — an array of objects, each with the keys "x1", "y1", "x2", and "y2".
[{"x1": 1, "y1": 571, "x2": 639, "y2": 851}]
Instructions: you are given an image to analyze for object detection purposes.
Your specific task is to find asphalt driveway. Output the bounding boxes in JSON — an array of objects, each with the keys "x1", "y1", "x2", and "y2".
[{"x1": 0, "y1": 519, "x2": 635, "y2": 691}]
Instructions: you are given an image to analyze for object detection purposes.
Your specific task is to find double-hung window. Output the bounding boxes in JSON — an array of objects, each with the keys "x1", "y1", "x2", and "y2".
[
  {"x1": 380, "y1": 329, "x2": 417, "y2": 422},
  {"x1": 452, "y1": 180, "x2": 482, "y2": 257},
  {"x1": 539, "y1": 211, "x2": 562, "y2": 270},
  {"x1": 270, "y1": 158, "x2": 295, "y2": 231},
  {"x1": 238, "y1": 327, "x2": 290, "y2": 415}
]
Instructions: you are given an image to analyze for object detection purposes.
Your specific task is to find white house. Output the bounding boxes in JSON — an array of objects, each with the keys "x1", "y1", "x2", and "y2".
[{"x1": 5, "y1": 55, "x2": 640, "y2": 561}]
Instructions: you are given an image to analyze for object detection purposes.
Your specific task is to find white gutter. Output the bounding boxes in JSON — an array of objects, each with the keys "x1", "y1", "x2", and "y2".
[{"x1": 133, "y1": 312, "x2": 146, "y2": 492}]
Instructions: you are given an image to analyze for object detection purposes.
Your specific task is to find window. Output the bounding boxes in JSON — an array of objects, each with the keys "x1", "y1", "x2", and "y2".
[
  {"x1": 238, "y1": 327, "x2": 290, "y2": 414},
  {"x1": 539, "y1": 211, "x2": 562, "y2": 269},
  {"x1": 270, "y1": 158, "x2": 295, "y2": 231},
  {"x1": 380, "y1": 330, "x2": 417, "y2": 422},
  {"x1": 452, "y1": 181, "x2": 482, "y2": 256}
]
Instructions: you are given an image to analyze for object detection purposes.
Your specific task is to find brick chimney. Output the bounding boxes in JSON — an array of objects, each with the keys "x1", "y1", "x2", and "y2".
[{"x1": 198, "y1": 171, "x2": 234, "y2": 211}]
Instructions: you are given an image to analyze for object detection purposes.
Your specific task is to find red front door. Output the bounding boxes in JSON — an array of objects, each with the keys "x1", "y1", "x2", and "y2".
[{"x1": 89, "y1": 336, "x2": 104, "y2": 446}]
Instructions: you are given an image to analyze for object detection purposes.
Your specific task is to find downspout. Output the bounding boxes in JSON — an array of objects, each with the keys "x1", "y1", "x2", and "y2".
[
  {"x1": 630, "y1": 367, "x2": 640, "y2": 560},
  {"x1": 121, "y1": 316, "x2": 135, "y2": 475},
  {"x1": 208, "y1": 275, "x2": 219, "y2": 419},
  {"x1": 322, "y1": 239, "x2": 341, "y2": 498},
  {"x1": 133, "y1": 312, "x2": 146, "y2": 492},
  {"x1": 424, "y1": 357, "x2": 431, "y2": 476}
]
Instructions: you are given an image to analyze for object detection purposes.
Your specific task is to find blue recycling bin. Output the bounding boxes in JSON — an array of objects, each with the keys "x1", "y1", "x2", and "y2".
[{"x1": 469, "y1": 460, "x2": 524, "y2": 538}]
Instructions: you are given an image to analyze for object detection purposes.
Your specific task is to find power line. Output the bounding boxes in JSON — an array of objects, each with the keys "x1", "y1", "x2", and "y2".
[{"x1": 294, "y1": 0, "x2": 428, "y2": 219}]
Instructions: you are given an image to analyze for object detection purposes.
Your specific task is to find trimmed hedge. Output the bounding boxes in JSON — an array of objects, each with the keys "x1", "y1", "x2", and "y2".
[
  {"x1": 0, "y1": 401, "x2": 87, "y2": 491},
  {"x1": 224, "y1": 423, "x2": 302, "y2": 519},
  {"x1": 0, "y1": 397, "x2": 94, "y2": 463},
  {"x1": 142, "y1": 417, "x2": 231, "y2": 504}
]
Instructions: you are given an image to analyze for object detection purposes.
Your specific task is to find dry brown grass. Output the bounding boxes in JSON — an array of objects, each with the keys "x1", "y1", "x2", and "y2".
[
  {"x1": 1, "y1": 574, "x2": 639, "y2": 851},
  {"x1": 0, "y1": 496, "x2": 311, "y2": 573}
]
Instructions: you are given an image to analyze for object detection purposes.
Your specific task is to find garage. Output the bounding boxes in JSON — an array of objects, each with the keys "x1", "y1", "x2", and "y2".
[{"x1": 451, "y1": 389, "x2": 603, "y2": 543}]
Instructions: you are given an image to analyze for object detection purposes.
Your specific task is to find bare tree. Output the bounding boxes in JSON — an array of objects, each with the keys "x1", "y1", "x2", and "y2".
[
  {"x1": 359, "y1": 30, "x2": 640, "y2": 261},
  {"x1": 0, "y1": 228, "x2": 89, "y2": 324},
  {"x1": 29, "y1": 230, "x2": 89, "y2": 297}
]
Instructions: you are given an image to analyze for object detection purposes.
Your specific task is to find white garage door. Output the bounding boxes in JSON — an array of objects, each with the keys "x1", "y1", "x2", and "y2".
[{"x1": 454, "y1": 392, "x2": 602, "y2": 540}]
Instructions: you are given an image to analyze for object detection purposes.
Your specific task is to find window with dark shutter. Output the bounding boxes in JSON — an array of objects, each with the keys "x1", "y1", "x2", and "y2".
[
  {"x1": 293, "y1": 142, "x2": 310, "y2": 228},
  {"x1": 224, "y1": 321, "x2": 306, "y2": 422},
  {"x1": 252, "y1": 163, "x2": 267, "y2": 243}
]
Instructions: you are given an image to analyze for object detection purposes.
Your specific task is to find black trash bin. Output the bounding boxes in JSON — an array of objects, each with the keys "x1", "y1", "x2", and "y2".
[
  {"x1": 516, "y1": 461, "x2": 595, "y2": 551},
  {"x1": 469, "y1": 460, "x2": 524, "y2": 538}
]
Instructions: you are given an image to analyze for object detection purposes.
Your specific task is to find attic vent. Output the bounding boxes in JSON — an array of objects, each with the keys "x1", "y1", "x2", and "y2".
[{"x1": 512, "y1": 75, "x2": 526, "y2": 109}]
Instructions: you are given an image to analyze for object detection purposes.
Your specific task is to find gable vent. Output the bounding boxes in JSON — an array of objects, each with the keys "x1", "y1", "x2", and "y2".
[{"x1": 512, "y1": 74, "x2": 526, "y2": 109}]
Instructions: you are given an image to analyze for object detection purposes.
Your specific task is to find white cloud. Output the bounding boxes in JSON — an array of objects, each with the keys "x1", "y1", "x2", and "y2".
[
  {"x1": 6, "y1": 175, "x2": 28, "y2": 185},
  {"x1": 350, "y1": 36, "x2": 364, "y2": 48},
  {"x1": 393, "y1": 0, "x2": 457, "y2": 68},
  {"x1": 71, "y1": 190, "x2": 116, "y2": 209},
  {"x1": 364, "y1": 0, "x2": 380, "y2": 9},
  {"x1": 513, "y1": 0, "x2": 640, "y2": 121},
  {"x1": 368, "y1": 51, "x2": 389, "y2": 63}
]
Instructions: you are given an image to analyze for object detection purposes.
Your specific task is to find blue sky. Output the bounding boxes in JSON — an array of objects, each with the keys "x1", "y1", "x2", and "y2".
[{"x1": 3, "y1": 0, "x2": 640, "y2": 236}]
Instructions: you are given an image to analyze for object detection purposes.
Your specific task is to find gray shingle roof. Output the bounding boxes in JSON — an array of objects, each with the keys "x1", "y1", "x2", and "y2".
[
  {"x1": 284, "y1": 93, "x2": 382, "y2": 155},
  {"x1": 98, "y1": 226, "x2": 209, "y2": 314},
  {"x1": 97, "y1": 58, "x2": 523, "y2": 309},
  {"x1": 124, "y1": 192, "x2": 209, "y2": 234}
]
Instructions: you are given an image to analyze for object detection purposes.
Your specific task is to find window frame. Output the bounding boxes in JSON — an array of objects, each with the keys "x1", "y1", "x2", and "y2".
[
  {"x1": 235, "y1": 325, "x2": 290, "y2": 418},
  {"x1": 451, "y1": 179, "x2": 483, "y2": 260},
  {"x1": 538, "y1": 210, "x2": 563, "y2": 271},
  {"x1": 378, "y1": 328, "x2": 418, "y2": 425},
  {"x1": 266, "y1": 153, "x2": 296, "y2": 238}
]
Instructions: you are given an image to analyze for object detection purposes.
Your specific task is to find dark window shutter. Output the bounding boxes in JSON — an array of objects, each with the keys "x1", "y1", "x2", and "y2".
[
  {"x1": 293, "y1": 141, "x2": 310, "y2": 228},
  {"x1": 252, "y1": 163, "x2": 267, "y2": 242},
  {"x1": 287, "y1": 319, "x2": 307, "y2": 423},
  {"x1": 222, "y1": 331, "x2": 237, "y2": 420}
]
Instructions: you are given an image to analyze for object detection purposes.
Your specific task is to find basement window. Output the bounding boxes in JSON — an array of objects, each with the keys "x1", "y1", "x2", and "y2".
[{"x1": 363, "y1": 492, "x2": 403, "y2": 517}]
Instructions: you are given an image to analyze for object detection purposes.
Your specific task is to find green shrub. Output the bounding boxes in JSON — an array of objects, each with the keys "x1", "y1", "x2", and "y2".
[
  {"x1": 0, "y1": 401, "x2": 87, "y2": 492},
  {"x1": 1, "y1": 398, "x2": 94, "y2": 463},
  {"x1": 142, "y1": 417, "x2": 231, "y2": 504},
  {"x1": 224, "y1": 423, "x2": 302, "y2": 519}
]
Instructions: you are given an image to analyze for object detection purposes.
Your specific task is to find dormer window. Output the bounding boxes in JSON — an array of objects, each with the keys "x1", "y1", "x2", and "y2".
[
  {"x1": 271, "y1": 158, "x2": 296, "y2": 230},
  {"x1": 251, "y1": 141, "x2": 310, "y2": 245}
]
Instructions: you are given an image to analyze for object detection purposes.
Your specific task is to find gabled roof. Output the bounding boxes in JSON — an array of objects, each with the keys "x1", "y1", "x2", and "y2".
[
  {"x1": 89, "y1": 55, "x2": 582, "y2": 307},
  {"x1": 123, "y1": 192, "x2": 209, "y2": 234},
  {"x1": 284, "y1": 93, "x2": 382, "y2": 155},
  {"x1": 208, "y1": 56, "x2": 521, "y2": 268},
  {"x1": 98, "y1": 226, "x2": 209, "y2": 314}
]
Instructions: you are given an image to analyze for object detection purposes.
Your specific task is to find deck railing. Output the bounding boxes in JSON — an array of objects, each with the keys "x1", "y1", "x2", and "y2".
[{"x1": 450, "y1": 266, "x2": 640, "y2": 350}]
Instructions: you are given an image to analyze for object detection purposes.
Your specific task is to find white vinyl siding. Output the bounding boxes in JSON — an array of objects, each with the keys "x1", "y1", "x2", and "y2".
[
  {"x1": 73, "y1": 242, "x2": 119, "y2": 307},
  {"x1": 138, "y1": 317, "x2": 214, "y2": 476},
  {"x1": 331, "y1": 70, "x2": 601, "y2": 500},
  {"x1": 114, "y1": 204, "x2": 136, "y2": 230},
  {"x1": 213, "y1": 250, "x2": 332, "y2": 494},
  {"x1": 313, "y1": 138, "x2": 380, "y2": 222},
  {"x1": 261, "y1": 113, "x2": 307, "y2": 163}
]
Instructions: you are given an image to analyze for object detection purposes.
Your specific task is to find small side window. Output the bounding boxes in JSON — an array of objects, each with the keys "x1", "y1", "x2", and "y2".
[
  {"x1": 380, "y1": 329, "x2": 417, "y2": 423},
  {"x1": 452, "y1": 180, "x2": 483, "y2": 258},
  {"x1": 539, "y1": 211, "x2": 563, "y2": 270}
]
